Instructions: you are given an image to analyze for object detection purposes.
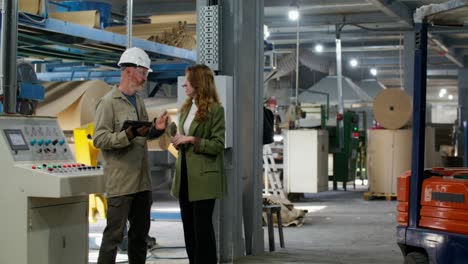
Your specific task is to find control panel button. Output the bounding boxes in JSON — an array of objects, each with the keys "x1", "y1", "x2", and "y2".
[
  {"x1": 30, "y1": 139, "x2": 37, "y2": 146},
  {"x1": 52, "y1": 139, "x2": 59, "y2": 145},
  {"x1": 45, "y1": 140, "x2": 52, "y2": 146},
  {"x1": 59, "y1": 139, "x2": 65, "y2": 146}
]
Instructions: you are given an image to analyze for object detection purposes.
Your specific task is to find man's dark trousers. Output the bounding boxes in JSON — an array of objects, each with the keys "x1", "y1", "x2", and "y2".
[{"x1": 97, "y1": 191, "x2": 152, "y2": 264}]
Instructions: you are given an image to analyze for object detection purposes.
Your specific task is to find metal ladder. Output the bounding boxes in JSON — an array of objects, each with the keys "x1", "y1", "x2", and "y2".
[{"x1": 263, "y1": 144, "x2": 286, "y2": 199}]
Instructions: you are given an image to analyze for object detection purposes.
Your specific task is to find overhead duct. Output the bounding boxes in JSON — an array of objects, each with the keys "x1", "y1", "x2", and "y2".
[
  {"x1": 298, "y1": 75, "x2": 372, "y2": 105},
  {"x1": 357, "y1": 79, "x2": 387, "y2": 100},
  {"x1": 264, "y1": 48, "x2": 330, "y2": 82}
]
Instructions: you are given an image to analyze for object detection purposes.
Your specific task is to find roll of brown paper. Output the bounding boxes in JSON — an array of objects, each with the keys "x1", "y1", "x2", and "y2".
[
  {"x1": 373, "y1": 88, "x2": 412, "y2": 129},
  {"x1": 36, "y1": 80, "x2": 111, "y2": 131}
]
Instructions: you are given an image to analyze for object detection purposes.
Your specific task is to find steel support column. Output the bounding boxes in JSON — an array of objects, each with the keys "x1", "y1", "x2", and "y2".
[
  {"x1": 457, "y1": 65, "x2": 468, "y2": 157},
  {"x1": 219, "y1": 0, "x2": 264, "y2": 258},
  {"x1": 409, "y1": 22, "x2": 428, "y2": 228},
  {"x1": 403, "y1": 31, "x2": 415, "y2": 94},
  {"x1": 0, "y1": 0, "x2": 19, "y2": 113}
]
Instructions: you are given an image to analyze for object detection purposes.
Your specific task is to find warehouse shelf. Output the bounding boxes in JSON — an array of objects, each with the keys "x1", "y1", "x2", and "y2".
[
  {"x1": 6, "y1": 11, "x2": 196, "y2": 83},
  {"x1": 17, "y1": 13, "x2": 196, "y2": 63}
]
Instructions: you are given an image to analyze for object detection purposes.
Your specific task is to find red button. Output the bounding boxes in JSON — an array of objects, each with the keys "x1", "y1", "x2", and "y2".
[
  {"x1": 32, "y1": 166, "x2": 36, "y2": 169},
  {"x1": 48, "y1": 168, "x2": 53, "y2": 172}
]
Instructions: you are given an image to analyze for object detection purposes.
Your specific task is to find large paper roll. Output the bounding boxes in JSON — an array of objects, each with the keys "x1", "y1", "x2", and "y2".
[
  {"x1": 373, "y1": 89, "x2": 412, "y2": 129},
  {"x1": 36, "y1": 80, "x2": 111, "y2": 130}
]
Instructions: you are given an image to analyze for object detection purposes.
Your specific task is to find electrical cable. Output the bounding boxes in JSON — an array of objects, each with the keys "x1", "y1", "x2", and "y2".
[
  {"x1": 18, "y1": 12, "x2": 46, "y2": 25},
  {"x1": 89, "y1": 246, "x2": 188, "y2": 264},
  {"x1": 147, "y1": 245, "x2": 188, "y2": 260}
]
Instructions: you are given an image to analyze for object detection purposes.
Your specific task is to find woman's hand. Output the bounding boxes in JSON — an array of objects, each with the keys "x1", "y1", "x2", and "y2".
[{"x1": 171, "y1": 134, "x2": 195, "y2": 148}]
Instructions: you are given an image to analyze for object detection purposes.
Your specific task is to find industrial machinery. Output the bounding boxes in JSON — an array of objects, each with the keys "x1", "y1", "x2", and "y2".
[
  {"x1": 0, "y1": 62, "x2": 45, "y2": 114},
  {"x1": 329, "y1": 110, "x2": 360, "y2": 190},
  {"x1": 283, "y1": 129, "x2": 329, "y2": 196},
  {"x1": 73, "y1": 123, "x2": 107, "y2": 223},
  {"x1": 0, "y1": 115, "x2": 104, "y2": 264}
]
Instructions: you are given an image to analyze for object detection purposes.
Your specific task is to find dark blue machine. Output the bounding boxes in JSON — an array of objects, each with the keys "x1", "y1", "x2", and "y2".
[
  {"x1": 397, "y1": 22, "x2": 468, "y2": 264},
  {"x1": 0, "y1": 62, "x2": 44, "y2": 114}
]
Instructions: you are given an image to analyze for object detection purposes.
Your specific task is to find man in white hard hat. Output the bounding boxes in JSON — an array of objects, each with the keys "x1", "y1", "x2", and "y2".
[{"x1": 93, "y1": 47, "x2": 168, "y2": 264}]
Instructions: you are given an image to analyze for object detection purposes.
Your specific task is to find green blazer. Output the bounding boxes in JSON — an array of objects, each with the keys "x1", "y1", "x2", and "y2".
[{"x1": 170, "y1": 102, "x2": 226, "y2": 201}]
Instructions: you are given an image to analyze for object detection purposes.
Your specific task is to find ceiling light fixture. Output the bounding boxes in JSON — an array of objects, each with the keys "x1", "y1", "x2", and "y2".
[
  {"x1": 350, "y1": 58, "x2": 359, "y2": 67},
  {"x1": 440, "y1": 88, "x2": 447, "y2": 96},
  {"x1": 315, "y1": 44, "x2": 324, "y2": 53},
  {"x1": 288, "y1": 1, "x2": 300, "y2": 21},
  {"x1": 370, "y1": 68, "x2": 377, "y2": 76},
  {"x1": 448, "y1": 94, "x2": 453, "y2": 100},
  {"x1": 288, "y1": 9, "x2": 299, "y2": 21}
]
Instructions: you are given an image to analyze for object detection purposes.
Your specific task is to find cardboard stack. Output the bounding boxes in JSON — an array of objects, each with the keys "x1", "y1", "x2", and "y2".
[
  {"x1": 367, "y1": 89, "x2": 442, "y2": 196},
  {"x1": 106, "y1": 13, "x2": 197, "y2": 50}
]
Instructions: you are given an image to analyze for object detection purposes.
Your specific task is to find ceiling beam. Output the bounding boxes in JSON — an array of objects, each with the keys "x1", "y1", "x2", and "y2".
[
  {"x1": 429, "y1": 33, "x2": 464, "y2": 67},
  {"x1": 264, "y1": 12, "x2": 396, "y2": 26},
  {"x1": 264, "y1": 0, "x2": 369, "y2": 8},
  {"x1": 268, "y1": 32, "x2": 401, "y2": 44},
  {"x1": 366, "y1": 0, "x2": 414, "y2": 27}
]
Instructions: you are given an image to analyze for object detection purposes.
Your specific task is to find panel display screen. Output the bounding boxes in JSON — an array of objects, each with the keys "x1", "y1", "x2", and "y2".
[{"x1": 4, "y1": 129, "x2": 29, "y2": 151}]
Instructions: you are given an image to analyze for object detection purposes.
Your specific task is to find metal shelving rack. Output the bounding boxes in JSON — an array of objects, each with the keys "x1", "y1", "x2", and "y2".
[{"x1": 10, "y1": 10, "x2": 197, "y2": 83}]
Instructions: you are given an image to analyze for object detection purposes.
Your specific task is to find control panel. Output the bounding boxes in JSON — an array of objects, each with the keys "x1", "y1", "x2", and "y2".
[
  {"x1": 0, "y1": 115, "x2": 104, "y2": 195},
  {"x1": 0, "y1": 115, "x2": 104, "y2": 264},
  {"x1": 2, "y1": 117, "x2": 73, "y2": 162}
]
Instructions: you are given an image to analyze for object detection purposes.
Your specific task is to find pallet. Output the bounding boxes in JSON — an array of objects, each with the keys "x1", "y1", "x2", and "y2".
[{"x1": 363, "y1": 192, "x2": 397, "y2": 201}]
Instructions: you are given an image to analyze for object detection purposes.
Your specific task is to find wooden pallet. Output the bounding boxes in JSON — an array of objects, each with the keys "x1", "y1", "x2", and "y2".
[{"x1": 363, "y1": 192, "x2": 397, "y2": 201}]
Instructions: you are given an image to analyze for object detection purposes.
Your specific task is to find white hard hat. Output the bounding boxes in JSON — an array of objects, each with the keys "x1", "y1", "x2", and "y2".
[{"x1": 118, "y1": 47, "x2": 153, "y2": 72}]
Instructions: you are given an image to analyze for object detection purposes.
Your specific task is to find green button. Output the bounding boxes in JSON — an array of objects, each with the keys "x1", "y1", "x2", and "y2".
[{"x1": 37, "y1": 166, "x2": 42, "y2": 169}]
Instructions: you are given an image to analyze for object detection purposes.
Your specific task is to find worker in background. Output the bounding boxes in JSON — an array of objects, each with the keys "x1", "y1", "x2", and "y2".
[
  {"x1": 93, "y1": 47, "x2": 168, "y2": 264},
  {"x1": 171, "y1": 64, "x2": 226, "y2": 264}
]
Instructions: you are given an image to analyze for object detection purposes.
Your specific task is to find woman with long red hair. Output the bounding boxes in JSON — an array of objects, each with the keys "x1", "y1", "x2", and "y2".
[{"x1": 171, "y1": 64, "x2": 226, "y2": 264}]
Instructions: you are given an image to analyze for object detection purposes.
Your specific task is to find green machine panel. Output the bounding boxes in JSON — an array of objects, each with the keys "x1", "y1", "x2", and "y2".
[{"x1": 329, "y1": 111, "x2": 360, "y2": 190}]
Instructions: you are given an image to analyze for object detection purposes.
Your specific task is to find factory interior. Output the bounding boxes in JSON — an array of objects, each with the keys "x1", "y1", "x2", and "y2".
[{"x1": 1, "y1": 0, "x2": 468, "y2": 263}]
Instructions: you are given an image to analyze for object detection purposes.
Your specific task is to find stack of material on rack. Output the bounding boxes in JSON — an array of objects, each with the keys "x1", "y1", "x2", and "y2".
[
  {"x1": 19, "y1": 0, "x2": 42, "y2": 15},
  {"x1": 106, "y1": 13, "x2": 196, "y2": 50},
  {"x1": 49, "y1": 10, "x2": 101, "y2": 29},
  {"x1": 146, "y1": 22, "x2": 196, "y2": 50},
  {"x1": 366, "y1": 88, "x2": 442, "y2": 198}
]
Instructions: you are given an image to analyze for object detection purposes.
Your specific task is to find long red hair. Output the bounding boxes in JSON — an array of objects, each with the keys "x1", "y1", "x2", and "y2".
[{"x1": 181, "y1": 64, "x2": 221, "y2": 122}]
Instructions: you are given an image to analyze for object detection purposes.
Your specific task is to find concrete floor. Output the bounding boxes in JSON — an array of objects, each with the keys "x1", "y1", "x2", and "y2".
[{"x1": 89, "y1": 185, "x2": 403, "y2": 264}]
